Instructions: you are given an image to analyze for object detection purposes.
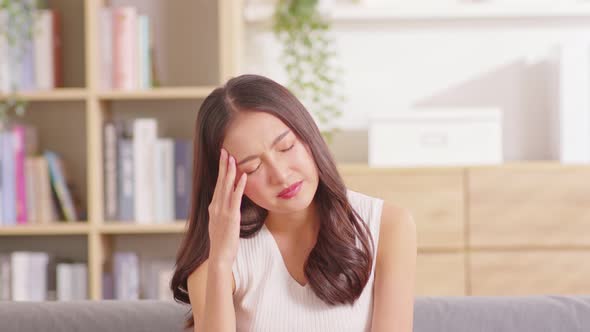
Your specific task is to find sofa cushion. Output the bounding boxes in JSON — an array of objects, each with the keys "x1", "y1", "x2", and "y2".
[{"x1": 415, "y1": 295, "x2": 590, "y2": 332}]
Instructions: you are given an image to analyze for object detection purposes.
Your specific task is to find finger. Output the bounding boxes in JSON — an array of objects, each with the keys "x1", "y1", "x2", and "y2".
[
  {"x1": 223, "y1": 154, "x2": 237, "y2": 205},
  {"x1": 212, "y1": 148, "x2": 227, "y2": 203},
  {"x1": 230, "y1": 173, "x2": 247, "y2": 210}
]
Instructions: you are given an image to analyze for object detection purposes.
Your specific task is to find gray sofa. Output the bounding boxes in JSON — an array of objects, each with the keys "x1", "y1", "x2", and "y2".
[{"x1": 1, "y1": 295, "x2": 589, "y2": 331}]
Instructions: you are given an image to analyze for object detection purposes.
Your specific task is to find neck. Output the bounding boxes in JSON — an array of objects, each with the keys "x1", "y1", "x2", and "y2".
[{"x1": 265, "y1": 201, "x2": 320, "y2": 239}]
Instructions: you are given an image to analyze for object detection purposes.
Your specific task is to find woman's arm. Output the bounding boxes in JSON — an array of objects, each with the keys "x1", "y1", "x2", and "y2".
[
  {"x1": 371, "y1": 202, "x2": 417, "y2": 332},
  {"x1": 186, "y1": 149, "x2": 244, "y2": 331},
  {"x1": 187, "y1": 259, "x2": 237, "y2": 332}
]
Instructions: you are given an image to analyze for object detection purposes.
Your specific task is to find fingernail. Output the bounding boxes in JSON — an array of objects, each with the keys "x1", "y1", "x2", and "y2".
[
  {"x1": 229, "y1": 155, "x2": 234, "y2": 164},
  {"x1": 221, "y1": 148, "x2": 226, "y2": 158}
]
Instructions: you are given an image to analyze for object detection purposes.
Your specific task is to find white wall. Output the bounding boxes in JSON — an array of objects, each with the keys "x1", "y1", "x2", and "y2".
[{"x1": 242, "y1": 8, "x2": 590, "y2": 161}]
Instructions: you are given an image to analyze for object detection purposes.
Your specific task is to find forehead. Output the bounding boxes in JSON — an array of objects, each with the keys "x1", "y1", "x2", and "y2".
[{"x1": 222, "y1": 111, "x2": 290, "y2": 154}]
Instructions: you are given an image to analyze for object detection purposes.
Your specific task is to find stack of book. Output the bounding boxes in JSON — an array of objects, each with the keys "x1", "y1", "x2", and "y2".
[
  {"x1": 0, "y1": 252, "x2": 87, "y2": 301},
  {"x1": 103, "y1": 118, "x2": 192, "y2": 223},
  {"x1": 99, "y1": 6, "x2": 153, "y2": 90},
  {"x1": 0, "y1": 123, "x2": 82, "y2": 226},
  {"x1": 103, "y1": 251, "x2": 174, "y2": 301},
  {"x1": 0, "y1": 8, "x2": 62, "y2": 92}
]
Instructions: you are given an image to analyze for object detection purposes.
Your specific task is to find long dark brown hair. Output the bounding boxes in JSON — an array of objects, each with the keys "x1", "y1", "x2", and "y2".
[{"x1": 170, "y1": 74, "x2": 374, "y2": 328}]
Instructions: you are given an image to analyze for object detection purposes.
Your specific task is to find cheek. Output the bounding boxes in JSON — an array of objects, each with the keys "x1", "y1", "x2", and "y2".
[
  {"x1": 243, "y1": 176, "x2": 264, "y2": 198},
  {"x1": 298, "y1": 144, "x2": 316, "y2": 170}
]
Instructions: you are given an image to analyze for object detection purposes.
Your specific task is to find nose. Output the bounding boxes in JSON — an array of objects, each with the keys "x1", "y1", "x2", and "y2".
[{"x1": 266, "y1": 156, "x2": 289, "y2": 186}]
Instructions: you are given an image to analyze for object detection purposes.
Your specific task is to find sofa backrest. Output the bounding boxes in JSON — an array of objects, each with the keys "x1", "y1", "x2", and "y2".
[
  {"x1": 415, "y1": 295, "x2": 590, "y2": 332},
  {"x1": 0, "y1": 300, "x2": 188, "y2": 332},
  {"x1": 1, "y1": 295, "x2": 589, "y2": 332}
]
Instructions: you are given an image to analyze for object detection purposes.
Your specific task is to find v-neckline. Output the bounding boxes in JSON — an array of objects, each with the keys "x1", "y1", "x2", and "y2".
[{"x1": 262, "y1": 223, "x2": 310, "y2": 289}]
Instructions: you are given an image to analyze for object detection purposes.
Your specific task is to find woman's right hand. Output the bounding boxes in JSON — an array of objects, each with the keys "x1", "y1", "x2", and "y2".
[{"x1": 207, "y1": 148, "x2": 248, "y2": 268}]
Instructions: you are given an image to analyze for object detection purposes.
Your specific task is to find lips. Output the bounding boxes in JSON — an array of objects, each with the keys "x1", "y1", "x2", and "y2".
[{"x1": 278, "y1": 180, "x2": 303, "y2": 199}]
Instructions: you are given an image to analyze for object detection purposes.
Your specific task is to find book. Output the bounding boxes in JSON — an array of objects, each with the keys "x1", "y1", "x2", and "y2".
[
  {"x1": 138, "y1": 15, "x2": 151, "y2": 89},
  {"x1": 154, "y1": 138, "x2": 174, "y2": 223},
  {"x1": 113, "y1": 7, "x2": 138, "y2": 90},
  {"x1": 34, "y1": 10, "x2": 61, "y2": 89},
  {"x1": 133, "y1": 119, "x2": 157, "y2": 223},
  {"x1": 118, "y1": 137, "x2": 134, "y2": 221},
  {"x1": 100, "y1": 7, "x2": 113, "y2": 90},
  {"x1": 1, "y1": 129, "x2": 16, "y2": 225},
  {"x1": 113, "y1": 251, "x2": 139, "y2": 300},
  {"x1": 103, "y1": 122, "x2": 119, "y2": 221},
  {"x1": 174, "y1": 139, "x2": 192, "y2": 220},
  {"x1": 0, "y1": 11, "x2": 10, "y2": 92},
  {"x1": 13, "y1": 126, "x2": 27, "y2": 223},
  {"x1": 44, "y1": 151, "x2": 78, "y2": 222}
]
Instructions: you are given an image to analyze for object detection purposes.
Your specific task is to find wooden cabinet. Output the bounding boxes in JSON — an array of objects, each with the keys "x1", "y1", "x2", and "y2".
[
  {"x1": 340, "y1": 166, "x2": 466, "y2": 250},
  {"x1": 416, "y1": 253, "x2": 466, "y2": 296},
  {"x1": 469, "y1": 164, "x2": 590, "y2": 247},
  {"x1": 341, "y1": 163, "x2": 590, "y2": 296}
]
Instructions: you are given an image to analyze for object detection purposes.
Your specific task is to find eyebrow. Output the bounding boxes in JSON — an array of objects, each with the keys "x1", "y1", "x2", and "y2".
[{"x1": 237, "y1": 129, "x2": 291, "y2": 166}]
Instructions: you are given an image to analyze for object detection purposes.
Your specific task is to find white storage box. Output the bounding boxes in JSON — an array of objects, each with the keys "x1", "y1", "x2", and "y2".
[{"x1": 368, "y1": 109, "x2": 503, "y2": 167}]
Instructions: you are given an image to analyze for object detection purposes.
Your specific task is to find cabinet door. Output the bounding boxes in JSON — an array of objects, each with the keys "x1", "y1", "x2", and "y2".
[
  {"x1": 417, "y1": 252, "x2": 466, "y2": 296},
  {"x1": 340, "y1": 167, "x2": 465, "y2": 249},
  {"x1": 471, "y1": 251, "x2": 590, "y2": 295},
  {"x1": 469, "y1": 166, "x2": 590, "y2": 247}
]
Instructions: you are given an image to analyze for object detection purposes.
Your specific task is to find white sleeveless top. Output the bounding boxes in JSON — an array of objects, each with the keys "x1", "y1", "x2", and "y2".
[{"x1": 231, "y1": 189, "x2": 384, "y2": 332}]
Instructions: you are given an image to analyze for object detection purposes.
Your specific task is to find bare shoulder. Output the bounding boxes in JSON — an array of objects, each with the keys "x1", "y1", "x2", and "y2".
[
  {"x1": 186, "y1": 259, "x2": 237, "y2": 327},
  {"x1": 371, "y1": 201, "x2": 416, "y2": 331},
  {"x1": 376, "y1": 201, "x2": 417, "y2": 264}
]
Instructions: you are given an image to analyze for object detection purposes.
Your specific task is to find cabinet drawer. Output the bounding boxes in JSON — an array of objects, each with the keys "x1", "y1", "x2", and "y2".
[
  {"x1": 469, "y1": 166, "x2": 590, "y2": 246},
  {"x1": 471, "y1": 250, "x2": 590, "y2": 295},
  {"x1": 340, "y1": 167, "x2": 465, "y2": 249},
  {"x1": 417, "y1": 252, "x2": 466, "y2": 296}
]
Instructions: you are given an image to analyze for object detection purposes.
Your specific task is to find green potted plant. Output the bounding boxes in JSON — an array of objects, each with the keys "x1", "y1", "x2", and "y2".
[
  {"x1": 272, "y1": 0, "x2": 344, "y2": 144},
  {"x1": 0, "y1": 0, "x2": 38, "y2": 121}
]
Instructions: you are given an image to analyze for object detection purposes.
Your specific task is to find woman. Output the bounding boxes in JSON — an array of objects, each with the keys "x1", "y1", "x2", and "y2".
[{"x1": 170, "y1": 74, "x2": 416, "y2": 332}]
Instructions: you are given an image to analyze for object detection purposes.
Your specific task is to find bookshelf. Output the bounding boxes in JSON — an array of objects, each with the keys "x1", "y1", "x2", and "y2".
[
  {"x1": 0, "y1": 0, "x2": 243, "y2": 301},
  {"x1": 0, "y1": 88, "x2": 88, "y2": 101}
]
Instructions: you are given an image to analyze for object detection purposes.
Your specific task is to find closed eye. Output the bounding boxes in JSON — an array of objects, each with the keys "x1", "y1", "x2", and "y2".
[
  {"x1": 246, "y1": 164, "x2": 260, "y2": 175},
  {"x1": 245, "y1": 143, "x2": 295, "y2": 175},
  {"x1": 281, "y1": 144, "x2": 295, "y2": 152}
]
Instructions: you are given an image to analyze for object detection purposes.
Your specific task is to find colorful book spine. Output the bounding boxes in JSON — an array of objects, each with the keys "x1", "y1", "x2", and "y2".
[
  {"x1": 104, "y1": 122, "x2": 118, "y2": 221},
  {"x1": 113, "y1": 7, "x2": 137, "y2": 90},
  {"x1": 1, "y1": 130, "x2": 15, "y2": 225},
  {"x1": 138, "y1": 15, "x2": 151, "y2": 89},
  {"x1": 13, "y1": 126, "x2": 27, "y2": 223},
  {"x1": 154, "y1": 139, "x2": 174, "y2": 223},
  {"x1": 25, "y1": 158, "x2": 36, "y2": 223},
  {"x1": 0, "y1": 129, "x2": 4, "y2": 226},
  {"x1": 118, "y1": 138, "x2": 134, "y2": 221},
  {"x1": 174, "y1": 140, "x2": 192, "y2": 220},
  {"x1": 100, "y1": 7, "x2": 113, "y2": 90},
  {"x1": 44, "y1": 151, "x2": 77, "y2": 222}
]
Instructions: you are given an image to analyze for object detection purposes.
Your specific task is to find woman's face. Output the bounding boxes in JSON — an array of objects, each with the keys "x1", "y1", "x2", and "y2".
[{"x1": 222, "y1": 111, "x2": 319, "y2": 214}]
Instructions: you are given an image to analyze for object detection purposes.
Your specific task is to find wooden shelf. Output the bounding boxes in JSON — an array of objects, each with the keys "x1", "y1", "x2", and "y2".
[
  {"x1": 0, "y1": 223, "x2": 90, "y2": 236},
  {"x1": 0, "y1": 88, "x2": 88, "y2": 101},
  {"x1": 99, "y1": 222, "x2": 187, "y2": 234},
  {"x1": 244, "y1": 3, "x2": 590, "y2": 23},
  {"x1": 97, "y1": 86, "x2": 216, "y2": 100}
]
